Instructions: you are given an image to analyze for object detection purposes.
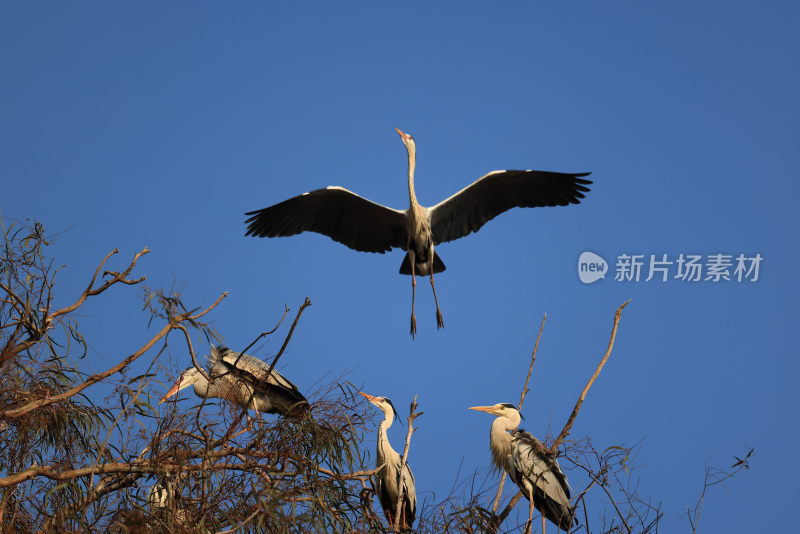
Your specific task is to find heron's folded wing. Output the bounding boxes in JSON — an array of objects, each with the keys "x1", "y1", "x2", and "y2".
[
  {"x1": 245, "y1": 187, "x2": 408, "y2": 253},
  {"x1": 428, "y1": 170, "x2": 592, "y2": 244},
  {"x1": 403, "y1": 461, "x2": 416, "y2": 515},
  {"x1": 512, "y1": 431, "x2": 572, "y2": 501},
  {"x1": 215, "y1": 347, "x2": 306, "y2": 403}
]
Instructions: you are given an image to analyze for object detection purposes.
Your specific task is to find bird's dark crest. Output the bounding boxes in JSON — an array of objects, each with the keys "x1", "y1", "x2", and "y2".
[
  {"x1": 499, "y1": 402, "x2": 523, "y2": 419},
  {"x1": 384, "y1": 398, "x2": 402, "y2": 426}
]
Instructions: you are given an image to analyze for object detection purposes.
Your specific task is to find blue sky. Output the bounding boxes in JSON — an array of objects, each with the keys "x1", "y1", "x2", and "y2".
[{"x1": 2, "y1": 2, "x2": 798, "y2": 531}]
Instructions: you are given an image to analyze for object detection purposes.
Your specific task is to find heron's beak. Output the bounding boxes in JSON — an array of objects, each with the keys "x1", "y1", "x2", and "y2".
[
  {"x1": 469, "y1": 405, "x2": 498, "y2": 415},
  {"x1": 159, "y1": 378, "x2": 183, "y2": 404},
  {"x1": 395, "y1": 127, "x2": 410, "y2": 141},
  {"x1": 358, "y1": 391, "x2": 378, "y2": 403},
  {"x1": 159, "y1": 372, "x2": 194, "y2": 404}
]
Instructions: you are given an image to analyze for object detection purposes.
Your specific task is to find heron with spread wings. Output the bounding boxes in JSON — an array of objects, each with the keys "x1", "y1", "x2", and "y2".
[{"x1": 245, "y1": 128, "x2": 592, "y2": 337}]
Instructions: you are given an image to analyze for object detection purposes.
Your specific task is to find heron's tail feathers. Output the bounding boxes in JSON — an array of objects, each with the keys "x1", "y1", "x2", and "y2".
[{"x1": 398, "y1": 251, "x2": 446, "y2": 276}]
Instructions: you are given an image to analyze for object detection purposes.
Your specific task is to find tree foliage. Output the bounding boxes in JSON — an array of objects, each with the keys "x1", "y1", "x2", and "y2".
[{"x1": 0, "y1": 220, "x2": 750, "y2": 533}]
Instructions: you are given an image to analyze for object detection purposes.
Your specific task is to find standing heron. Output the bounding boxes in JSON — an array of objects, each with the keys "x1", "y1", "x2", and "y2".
[
  {"x1": 244, "y1": 128, "x2": 592, "y2": 337},
  {"x1": 359, "y1": 391, "x2": 416, "y2": 529},
  {"x1": 159, "y1": 345, "x2": 308, "y2": 418},
  {"x1": 147, "y1": 479, "x2": 188, "y2": 523},
  {"x1": 470, "y1": 403, "x2": 574, "y2": 533}
]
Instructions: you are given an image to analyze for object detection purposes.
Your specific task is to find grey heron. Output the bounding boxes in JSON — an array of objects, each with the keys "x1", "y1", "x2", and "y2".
[
  {"x1": 359, "y1": 391, "x2": 416, "y2": 529},
  {"x1": 470, "y1": 403, "x2": 573, "y2": 533},
  {"x1": 147, "y1": 479, "x2": 188, "y2": 522},
  {"x1": 244, "y1": 128, "x2": 592, "y2": 337},
  {"x1": 159, "y1": 345, "x2": 308, "y2": 418}
]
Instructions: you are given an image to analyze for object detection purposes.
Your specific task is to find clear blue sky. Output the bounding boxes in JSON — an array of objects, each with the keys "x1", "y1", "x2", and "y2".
[{"x1": 2, "y1": 2, "x2": 798, "y2": 531}]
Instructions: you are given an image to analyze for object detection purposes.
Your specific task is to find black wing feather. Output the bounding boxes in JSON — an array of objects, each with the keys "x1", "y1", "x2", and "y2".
[
  {"x1": 511, "y1": 430, "x2": 575, "y2": 530},
  {"x1": 429, "y1": 170, "x2": 592, "y2": 244},
  {"x1": 245, "y1": 187, "x2": 408, "y2": 253}
]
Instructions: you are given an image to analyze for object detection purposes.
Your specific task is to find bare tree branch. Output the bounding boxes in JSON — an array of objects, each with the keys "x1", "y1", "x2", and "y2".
[
  {"x1": 491, "y1": 314, "x2": 547, "y2": 518},
  {"x1": 1, "y1": 247, "x2": 149, "y2": 363},
  {"x1": 0, "y1": 291, "x2": 227, "y2": 419},
  {"x1": 550, "y1": 300, "x2": 630, "y2": 454},
  {"x1": 394, "y1": 395, "x2": 422, "y2": 531},
  {"x1": 264, "y1": 296, "x2": 312, "y2": 382}
]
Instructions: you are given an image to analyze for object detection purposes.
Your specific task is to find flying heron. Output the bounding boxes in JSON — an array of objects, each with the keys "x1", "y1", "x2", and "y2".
[
  {"x1": 244, "y1": 128, "x2": 592, "y2": 337},
  {"x1": 159, "y1": 345, "x2": 308, "y2": 418},
  {"x1": 359, "y1": 391, "x2": 416, "y2": 529},
  {"x1": 470, "y1": 403, "x2": 574, "y2": 533}
]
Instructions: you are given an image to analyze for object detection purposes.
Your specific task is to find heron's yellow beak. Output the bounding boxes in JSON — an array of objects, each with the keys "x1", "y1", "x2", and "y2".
[
  {"x1": 469, "y1": 405, "x2": 498, "y2": 415},
  {"x1": 159, "y1": 377, "x2": 183, "y2": 404},
  {"x1": 358, "y1": 391, "x2": 378, "y2": 403},
  {"x1": 395, "y1": 127, "x2": 412, "y2": 143}
]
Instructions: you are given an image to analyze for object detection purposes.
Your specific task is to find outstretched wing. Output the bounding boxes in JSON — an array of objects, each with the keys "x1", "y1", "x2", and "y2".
[
  {"x1": 428, "y1": 170, "x2": 592, "y2": 244},
  {"x1": 245, "y1": 186, "x2": 408, "y2": 253}
]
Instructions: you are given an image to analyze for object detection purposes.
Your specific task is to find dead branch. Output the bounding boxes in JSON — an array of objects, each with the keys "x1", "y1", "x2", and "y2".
[
  {"x1": 550, "y1": 300, "x2": 630, "y2": 454},
  {"x1": 0, "y1": 291, "x2": 227, "y2": 419},
  {"x1": 519, "y1": 313, "x2": 546, "y2": 411},
  {"x1": 688, "y1": 449, "x2": 753, "y2": 533},
  {"x1": 215, "y1": 505, "x2": 262, "y2": 534},
  {"x1": 312, "y1": 463, "x2": 386, "y2": 481},
  {"x1": 496, "y1": 491, "x2": 524, "y2": 525},
  {"x1": 491, "y1": 314, "x2": 547, "y2": 518},
  {"x1": 264, "y1": 297, "x2": 312, "y2": 382},
  {"x1": 394, "y1": 395, "x2": 422, "y2": 531},
  {"x1": 1, "y1": 247, "x2": 149, "y2": 363},
  {"x1": 176, "y1": 323, "x2": 211, "y2": 382},
  {"x1": 49, "y1": 247, "x2": 149, "y2": 322}
]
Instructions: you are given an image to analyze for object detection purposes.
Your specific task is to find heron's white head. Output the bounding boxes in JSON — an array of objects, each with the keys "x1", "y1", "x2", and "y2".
[
  {"x1": 359, "y1": 391, "x2": 401, "y2": 424},
  {"x1": 395, "y1": 127, "x2": 416, "y2": 152},
  {"x1": 159, "y1": 366, "x2": 205, "y2": 404},
  {"x1": 469, "y1": 403, "x2": 523, "y2": 431}
]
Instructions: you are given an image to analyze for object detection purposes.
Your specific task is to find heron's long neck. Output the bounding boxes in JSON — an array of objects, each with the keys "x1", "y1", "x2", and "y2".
[
  {"x1": 192, "y1": 374, "x2": 210, "y2": 399},
  {"x1": 406, "y1": 146, "x2": 418, "y2": 209},
  {"x1": 489, "y1": 417, "x2": 515, "y2": 473},
  {"x1": 377, "y1": 413, "x2": 397, "y2": 465}
]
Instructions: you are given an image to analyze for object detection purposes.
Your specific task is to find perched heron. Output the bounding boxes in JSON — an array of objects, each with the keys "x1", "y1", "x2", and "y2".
[
  {"x1": 159, "y1": 345, "x2": 308, "y2": 417},
  {"x1": 147, "y1": 479, "x2": 185, "y2": 520},
  {"x1": 244, "y1": 128, "x2": 592, "y2": 337},
  {"x1": 359, "y1": 391, "x2": 416, "y2": 529},
  {"x1": 470, "y1": 403, "x2": 574, "y2": 533}
]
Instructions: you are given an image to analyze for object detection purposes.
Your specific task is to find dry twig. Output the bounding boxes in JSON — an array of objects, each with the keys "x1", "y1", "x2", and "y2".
[
  {"x1": 393, "y1": 395, "x2": 422, "y2": 531},
  {"x1": 550, "y1": 300, "x2": 630, "y2": 454},
  {"x1": 491, "y1": 313, "x2": 546, "y2": 518}
]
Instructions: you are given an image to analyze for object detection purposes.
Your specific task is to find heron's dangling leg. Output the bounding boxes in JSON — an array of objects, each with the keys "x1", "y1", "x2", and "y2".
[
  {"x1": 524, "y1": 487, "x2": 535, "y2": 534},
  {"x1": 410, "y1": 252, "x2": 417, "y2": 338},
  {"x1": 429, "y1": 272, "x2": 444, "y2": 329},
  {"x1": 542, "y1": 509, "x2": 547, "y2": 534},
  {"x1": 428, "y1": 253, "x2": 444, "y2": 329}
]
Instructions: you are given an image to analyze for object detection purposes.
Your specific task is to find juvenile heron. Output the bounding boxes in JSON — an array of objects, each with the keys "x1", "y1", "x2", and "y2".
[
  {"x1": 359, "y1": 391, "x2": 416, "y2": 529},
  {"x1": 159, "y1": 345, "x2": 308, "y2": 417},
  {"x1": 245, "y1": 128, "x2": 592, "y2": 337},
  {"x1": 470, "y1": 403, "x2": 574, "y2": 533}
]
